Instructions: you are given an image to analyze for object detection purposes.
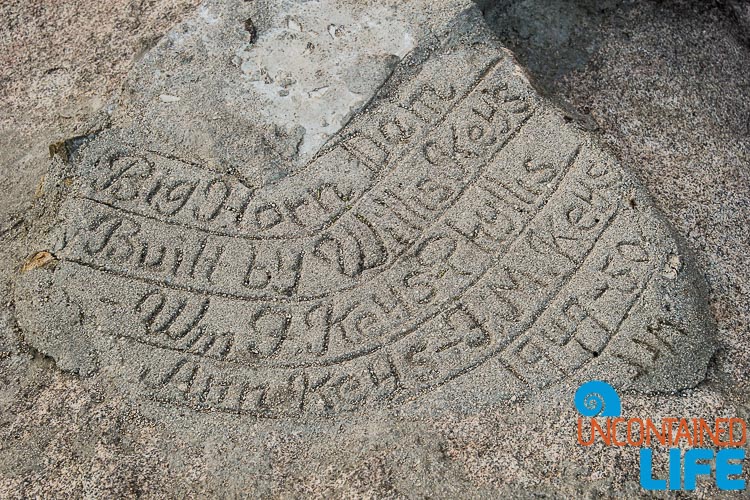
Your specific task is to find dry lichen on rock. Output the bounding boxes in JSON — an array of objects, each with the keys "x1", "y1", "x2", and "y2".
[{"x1": 21, "y1": 251, "x2": 57, "y2": 273}]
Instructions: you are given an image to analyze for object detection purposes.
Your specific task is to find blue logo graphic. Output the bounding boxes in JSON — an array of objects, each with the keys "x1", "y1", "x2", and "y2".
[
  {"x1": 574, "y1": 380, "x2": 621, "y2": 417},
  {"x1": 575, "y1": 379, "x2": 746, "y2": 491}
]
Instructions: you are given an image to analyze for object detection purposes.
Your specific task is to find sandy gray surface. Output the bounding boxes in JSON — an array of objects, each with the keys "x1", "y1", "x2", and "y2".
[
  {"x1": 0, "y1": 0, "x2": 748, "y2": 498},
  {"x1": 483, "y1": 0, "x2": 750, "y2": 406}
]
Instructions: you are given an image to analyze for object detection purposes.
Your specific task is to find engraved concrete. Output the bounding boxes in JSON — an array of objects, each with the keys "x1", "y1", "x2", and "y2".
[{"x1": 12, "y1": 0, "x2": 714, "y2": 422}]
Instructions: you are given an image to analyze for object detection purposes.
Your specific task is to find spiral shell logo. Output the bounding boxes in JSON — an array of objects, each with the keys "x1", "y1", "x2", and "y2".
[
  {"x1": 574, "y1": 380, "x2": 747, "y2": 492},
  {"x1": 574, "y1": 380, "x2": 621, "y2": 418}
]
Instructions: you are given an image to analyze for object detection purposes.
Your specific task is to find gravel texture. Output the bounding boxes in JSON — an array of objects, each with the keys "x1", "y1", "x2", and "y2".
[{"x1": 0, "y1": 0, "x2": 748, "y2": 497}]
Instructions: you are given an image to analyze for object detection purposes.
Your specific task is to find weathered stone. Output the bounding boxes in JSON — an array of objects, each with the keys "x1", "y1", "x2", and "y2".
[{"x1": 12, "y1": 0, "x2": 715, "y2": 421}]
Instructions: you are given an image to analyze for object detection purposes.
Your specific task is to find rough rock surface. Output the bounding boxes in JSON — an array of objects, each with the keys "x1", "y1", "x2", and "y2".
[
  {"x1": 3, "y1": 0, "x2": 748, "y2": 496},
  {"x1": 482, "y1": 0, "x2": 750, "y2": 416},
  {"x1": 14, "y1": 0, "x2": 714, "y2": 417}
]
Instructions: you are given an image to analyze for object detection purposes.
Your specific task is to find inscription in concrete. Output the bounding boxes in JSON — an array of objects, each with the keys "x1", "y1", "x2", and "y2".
[{"x1": 12, "y1": 0, "x2": 715, "y2": 419}]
